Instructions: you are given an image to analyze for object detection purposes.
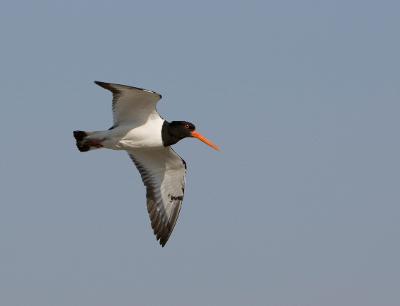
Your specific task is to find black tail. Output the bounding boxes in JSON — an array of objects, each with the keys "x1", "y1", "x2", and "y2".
[{"x1": 73, "y1": 130, "x2": 90, "y2": 152}]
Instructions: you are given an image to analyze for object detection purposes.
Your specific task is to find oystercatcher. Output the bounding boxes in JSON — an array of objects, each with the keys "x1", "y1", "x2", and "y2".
[{"x1": 73, "y1": 81, "x2": 219, "y2": 247}]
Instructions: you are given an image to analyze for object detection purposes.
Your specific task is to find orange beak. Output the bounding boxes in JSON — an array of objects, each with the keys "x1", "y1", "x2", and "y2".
[{"x1": 191, "y1": 131, "x2": 220, "y2": 151}]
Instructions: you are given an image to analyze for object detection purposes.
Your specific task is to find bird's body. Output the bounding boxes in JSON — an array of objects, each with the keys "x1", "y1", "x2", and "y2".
[
  {"x1": 74, "y1": 81, "x2": 219, "y2": 247},
  {"x1": 85, "y1": 116, "x2": 164, "y2": 150}
]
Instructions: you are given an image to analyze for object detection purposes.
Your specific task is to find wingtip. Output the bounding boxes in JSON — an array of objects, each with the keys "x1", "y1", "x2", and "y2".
[
  {"x1": 158, "y1": 234, "x2": 170, "y2": 247},
  {"x1": 94, "y1": 80, "x2": 162, "y2": 99},
  {"x1": 94, "y1": 80, "x2": 106, "y2": 88},
  {"x1": 94, "y1": 80, "x2": 119, "y2": 93},
  {"x1": 94, "y1": 80, "x2": 107, "y2": 87}
]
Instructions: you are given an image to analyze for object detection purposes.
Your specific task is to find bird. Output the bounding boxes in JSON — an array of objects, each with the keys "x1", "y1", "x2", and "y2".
[{"x1": 73, "y1": 81, "x2": 219, "y2": 247}]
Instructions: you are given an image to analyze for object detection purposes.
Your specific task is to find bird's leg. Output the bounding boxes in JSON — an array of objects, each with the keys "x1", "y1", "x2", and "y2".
[{"x1": 87, "y1": 138, "x2": 105, "y2": 148}]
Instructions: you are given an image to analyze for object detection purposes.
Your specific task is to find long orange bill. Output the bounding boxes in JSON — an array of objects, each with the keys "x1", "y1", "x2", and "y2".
[{"x1": 191, "y1": 131, "x2": 220, "y2": 151}]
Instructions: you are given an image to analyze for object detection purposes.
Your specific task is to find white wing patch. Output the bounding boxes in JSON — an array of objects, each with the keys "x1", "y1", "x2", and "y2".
[
  {"x1": 128, "y1": 147, "x2": 186, "y2": 247},
  {"x1": 94, "y1": 81, "x2": 162, "y2": 126}
]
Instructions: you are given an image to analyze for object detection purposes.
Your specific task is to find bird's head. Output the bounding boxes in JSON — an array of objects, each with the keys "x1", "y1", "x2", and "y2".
[{"x1": 163, "y1": 121, "x2": 220, "y2": 151}]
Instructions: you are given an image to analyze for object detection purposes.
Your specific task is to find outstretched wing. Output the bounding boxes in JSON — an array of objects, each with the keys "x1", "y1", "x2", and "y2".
[
  {"x1": 94, "y1": 81, "x2": 162, "y2": 126},
  {"x1": 128, "y1": 147, "x2": 187, "y2": 247}
]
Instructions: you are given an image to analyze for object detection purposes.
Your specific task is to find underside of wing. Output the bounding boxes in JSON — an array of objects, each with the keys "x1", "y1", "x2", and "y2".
[
  {"x1": 94, "y1": 81, "x2": 162, "y2": 126},
  {"x1": 128, "y1": 147, "x2": 186, "y2": 247}
]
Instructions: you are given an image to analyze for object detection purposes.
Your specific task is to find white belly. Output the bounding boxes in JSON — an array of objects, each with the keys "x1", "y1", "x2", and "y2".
[
  {"x1": 90, "y1": 117, "x2": 165, "y2": 150},
  {"x1": 116, "y1": 118, "x2": 164, "y2": 149}
]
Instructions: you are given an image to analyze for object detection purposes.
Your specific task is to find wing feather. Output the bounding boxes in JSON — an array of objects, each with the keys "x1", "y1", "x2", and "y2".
[
  {"x1": 94, "y1": 81, "x2": 162, "y2": 125},
  {"x1": 128, "y1": 147, "x2": 186, "y2": 247}
]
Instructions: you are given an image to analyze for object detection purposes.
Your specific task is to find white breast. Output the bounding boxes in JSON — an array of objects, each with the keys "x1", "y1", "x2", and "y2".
[{"x1": 118, "y1": 116, "x2": 165, "y2": 149}]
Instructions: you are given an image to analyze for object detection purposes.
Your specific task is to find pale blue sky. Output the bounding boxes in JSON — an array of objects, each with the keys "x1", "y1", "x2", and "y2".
[{"x1": 1, "y1": 1, "x2": 400, "y2": 305}]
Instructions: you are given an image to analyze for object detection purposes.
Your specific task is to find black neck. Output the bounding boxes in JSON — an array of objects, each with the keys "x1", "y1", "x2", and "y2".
[{"x1": 162, "y1": 121, "x2": 178, "y2": 146}]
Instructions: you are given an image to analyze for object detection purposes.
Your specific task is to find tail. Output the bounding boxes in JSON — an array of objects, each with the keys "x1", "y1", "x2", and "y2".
[{"x1": 73, "y1": 130, "x2": 91, "y2": 152}]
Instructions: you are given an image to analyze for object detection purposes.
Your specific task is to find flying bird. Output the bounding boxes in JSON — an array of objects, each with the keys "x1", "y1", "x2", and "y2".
[{"x1": 73, "y1": 81, "x2": 219, "y2": 247}]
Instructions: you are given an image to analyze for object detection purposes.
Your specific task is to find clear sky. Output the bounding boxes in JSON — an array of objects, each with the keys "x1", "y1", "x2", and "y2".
[{"x1": 1, "y1": 1, "x2": 399, "y2": 305}]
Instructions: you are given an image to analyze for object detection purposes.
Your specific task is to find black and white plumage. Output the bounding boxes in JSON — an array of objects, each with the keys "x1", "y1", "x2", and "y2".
[
  {"x1": 73, "y1": 81, "x2": 219, "y2": 247},
  {"x1": 129, "y1": 148, "x2": 186, "y2": 246}
]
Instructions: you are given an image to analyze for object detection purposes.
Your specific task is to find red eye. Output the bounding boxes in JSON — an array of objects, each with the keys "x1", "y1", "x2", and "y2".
[{"x1": 185, "y1": 124, "x2": 190, "y2": 129}]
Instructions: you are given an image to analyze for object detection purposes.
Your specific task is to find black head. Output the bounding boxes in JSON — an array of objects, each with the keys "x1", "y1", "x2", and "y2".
[
  {"x1": 162, "y1": 120, "x2": 220, "y2": 150},
  {"x1": 162, "y1": 121, "x2": 196, "y2": 146},
  {"x1": 170, "y1": 121, "x2": 196, "y2": 133}
]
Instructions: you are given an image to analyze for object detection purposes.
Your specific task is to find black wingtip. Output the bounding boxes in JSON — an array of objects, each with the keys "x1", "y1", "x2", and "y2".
[
  {"x1": 94, "y1": 81, "x2": 121, "y2": 94},
  {"x1": 94, "y1": 80, "x2": 162, "y2": 99},
  {"x1": 159, "y1": 233, "x2": 172, "y2": 247},
  {"x1": 94, "y1": 80, "x2": 110, "y2": 89}
]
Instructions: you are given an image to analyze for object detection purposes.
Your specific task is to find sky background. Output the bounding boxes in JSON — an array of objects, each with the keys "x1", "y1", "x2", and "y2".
[{"x1": 1, "y1": 1, "x2": 400, "y2": 305}]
